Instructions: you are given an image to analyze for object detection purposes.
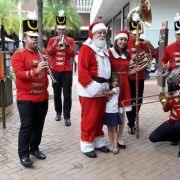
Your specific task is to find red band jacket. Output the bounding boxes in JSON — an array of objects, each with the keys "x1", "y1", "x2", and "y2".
[
  {"x1": 163, "y1": 98, "x2": 180, "y2": 124},
  {"x1": 161, "y1": 42, "x2": 180, "y2": 72},
  {"x1": 12, "y1": 48, "x2": 49, "y2": 102},
  {"x1": 46, "y1": 36, "x2": 75, "y2": 72},
  {"x1": 128, "y1": 38, "x2": 158, "y2": 80}
]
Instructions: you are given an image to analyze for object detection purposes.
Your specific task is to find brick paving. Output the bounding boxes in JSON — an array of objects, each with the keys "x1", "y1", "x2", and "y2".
[{"x1": 0, "y1": 75, "x2": 180, "y2": 180}]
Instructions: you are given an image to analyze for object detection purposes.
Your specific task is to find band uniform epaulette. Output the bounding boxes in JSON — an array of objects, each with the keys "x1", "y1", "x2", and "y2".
[{"x1": 14, "y1": 48, "x2": 25, "y2": 54}]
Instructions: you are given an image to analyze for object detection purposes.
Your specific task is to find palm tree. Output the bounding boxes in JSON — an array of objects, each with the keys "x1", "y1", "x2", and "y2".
[
  {"x1": 37, "y1": 0, "x2": 43, "y2": 49},
  {"x1": 43, "y1": 0, "x2": 82, "y2": 36},
  {"x1": 0, "y1": 0, "x2": 20, "y2": 46}
]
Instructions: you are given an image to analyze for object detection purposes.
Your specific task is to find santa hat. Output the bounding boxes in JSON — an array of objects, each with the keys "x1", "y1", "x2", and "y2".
[
  {"x1": 88, "y1": 22, "x2": 107, "y2": 39},
  {"x1": 174, "y1": 13, "x2": 180, "y2": 34},
  {"x1": 114, "y1": 30, "x2": 130, "y2": 41}
]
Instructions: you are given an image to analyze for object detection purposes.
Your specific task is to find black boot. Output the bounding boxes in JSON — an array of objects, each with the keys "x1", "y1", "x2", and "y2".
[{"x1": 84, "y1": 151, "x2": 97, "y2": 158}]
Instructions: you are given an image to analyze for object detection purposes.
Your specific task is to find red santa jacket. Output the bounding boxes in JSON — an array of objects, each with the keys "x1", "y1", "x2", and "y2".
[
  {"x1": 128, "y1": 38, "x2": 158, "y2": 80},
  {"x1": 46, "y1": 36, "x2": 75, "y2": 72},
  {"x1": 108, "y1": 48, "x2": 132, "y2": 112},
  {"x1": 78, "y1": 43, "x2": 111, "y2": 97},
  {"x1": 12, "y1": 48, "x2": 49, "y2": 102},
  {"x1": 161, "y1": 42, "x2": 180, "y2": 72},
  {"x1": 163, "y1": 98, "x2": 180, "y2": 124}
]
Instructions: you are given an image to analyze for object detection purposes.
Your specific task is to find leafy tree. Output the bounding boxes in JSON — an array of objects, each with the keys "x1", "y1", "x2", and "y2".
[
  {"x1": 0, "y1": 0, "x2": 20, "y2": 35},
  {"x1": 43, "y1": 0, "x2": 82, "y2": 36}
]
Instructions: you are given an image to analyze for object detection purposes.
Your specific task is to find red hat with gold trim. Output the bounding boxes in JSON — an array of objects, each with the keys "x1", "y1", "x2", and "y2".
[
  {"x1": 23, "y1": 11, "x2": 38, "y2": 36},
  {"x1": 56, "y1": 10, "x2": 66, "y2": 29}
]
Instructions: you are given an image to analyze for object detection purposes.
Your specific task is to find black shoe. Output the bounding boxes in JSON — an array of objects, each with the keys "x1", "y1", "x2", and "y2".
[
  {"x1": 170, "y1": 141, "x2": 178, "y2": 146},
  {"x1": 31, "y1": 150, "x2": 46, "y2": 160},
  {"x1": 95, "y1": 146, "x2": 110, "y2": 153},
  {"x1": 55, "y1": 114, "x2": 61, "y2": 121},
  {"x1": 84, "y1": 151, "x2": 97, "y2": 158},
  {"x1": 64, "y1": 119, "x2": 71, "y2": 126},
  {"x1": 118, "y1": 143, "x2": 126, "y2": 149},
  {"x1": 178, "y1": 151, "x2": 180, "y2": 157},
  {"x1": 20, "y1": 157, "x2": 33, "y2": 167},
  {"x1": 128, "y1": 127, "x2": 135, "y2": 135}
]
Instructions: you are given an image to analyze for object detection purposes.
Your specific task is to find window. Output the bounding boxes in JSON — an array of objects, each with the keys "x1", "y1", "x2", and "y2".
[{"x1": 123, "y1": 3, "x2": 130, "y2": 29}]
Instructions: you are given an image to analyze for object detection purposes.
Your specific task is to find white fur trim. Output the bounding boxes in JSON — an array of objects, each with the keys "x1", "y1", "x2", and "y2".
[
  {"x1": 80, "y1": 141, "x2": 94, "y2": 153},
  {"x1": 92, "y1": 23, "x2": 107, "y2": 34},
  {"x1": 109, "y1": 47, "x2": 127, "y2": 59},
  {"x1": 94, "y1": 136, "x2": 106, "y2": 148},
  {"x1": 119, "y1": 106, "x2": 132, "y2": 113},
  {"x1": 77, "y1": 82, "x2": 101, "y2": 97},
  {"x1": 114, "y1": 33, "x2": 128, "y2": 41}
]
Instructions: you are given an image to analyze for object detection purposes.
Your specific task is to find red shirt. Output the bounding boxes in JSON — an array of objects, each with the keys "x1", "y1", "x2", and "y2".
[
  {"x1": 128, "y1": 38, "x2": 158, "y2": 80},
  {"x1": 163, "y1": 99, "x2": 180, "y2": 124},
  {"x1": 12, "y1": 48, "x2": 49, "y2": 102},
  {"x1": 46, "y1": 36, "x2": 75, "y2": 72},
  {"x1": 161, "y1": 42, "x2": 180, "y2": 72}
]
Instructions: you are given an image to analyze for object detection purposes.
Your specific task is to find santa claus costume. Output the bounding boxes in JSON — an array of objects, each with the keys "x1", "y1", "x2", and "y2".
[{"x1": 78, "y1": 22, "x2": 111, "y2": 157}]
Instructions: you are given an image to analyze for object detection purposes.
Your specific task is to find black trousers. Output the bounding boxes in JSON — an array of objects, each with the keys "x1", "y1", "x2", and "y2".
[
  {"x1": 126, "y1": 79, "x2": 144, "y2": 127},
  {"x1": 17, "y1": 100, "x2": 48, "y2": 158},
  {"x1": 53, "y1": 71, "x2": 72, "y2": 119},
  {"x1": 149, "y1": 121, "x2": 180, "y2": 142}
]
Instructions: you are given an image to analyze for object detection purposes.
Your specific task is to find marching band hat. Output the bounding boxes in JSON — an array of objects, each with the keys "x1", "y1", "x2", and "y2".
[
  {"x1": 129, "y1": 12, "x2": 144, "y2": 34},
  {"x1": 114, "y1": 30, "x2": 130, "y2": 41},
  {"x1": 23, "y1": 11, "x2": 38, "y2": 36},
  {"x1": 174, "y1": 13, "x2": 180, "y2": 34},
  {"x1": 56, "y1": 10, "x2": 66, "y2": 29}
]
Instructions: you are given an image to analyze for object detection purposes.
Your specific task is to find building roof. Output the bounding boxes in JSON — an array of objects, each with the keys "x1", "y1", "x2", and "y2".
[{"x1": 76, "y1": 0, "x2": 94, "y2": 13}]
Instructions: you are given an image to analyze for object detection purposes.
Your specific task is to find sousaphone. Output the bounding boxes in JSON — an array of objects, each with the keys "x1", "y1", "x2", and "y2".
[{"x1": 127, "y1": 0, "x2": 153, "y2": 75}]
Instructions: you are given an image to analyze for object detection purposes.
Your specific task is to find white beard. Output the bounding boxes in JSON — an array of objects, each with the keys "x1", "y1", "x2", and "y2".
[{"x1": 93, "y1": 38, "x2": 107, "y2": 49}]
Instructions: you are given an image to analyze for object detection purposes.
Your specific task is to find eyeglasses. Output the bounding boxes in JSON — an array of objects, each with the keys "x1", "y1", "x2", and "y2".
[{"x1": 95, "y1": 30, "x2": 107, "y2": 36}]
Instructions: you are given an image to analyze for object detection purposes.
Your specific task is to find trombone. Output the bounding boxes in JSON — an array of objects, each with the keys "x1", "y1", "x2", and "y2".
[{"x1": 122, "y1": 91, "x2": 180, "y2": 137}]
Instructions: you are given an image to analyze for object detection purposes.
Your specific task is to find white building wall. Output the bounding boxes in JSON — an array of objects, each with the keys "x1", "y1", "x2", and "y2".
[{"x1": 90, "y1": 0, "x2": 180, "y2": 48}]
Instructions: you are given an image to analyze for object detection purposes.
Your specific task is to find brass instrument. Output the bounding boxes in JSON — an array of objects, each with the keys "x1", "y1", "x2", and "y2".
[
  {"x1": 159, "y1": 92, "x2": 180, "y2": 106},
  {"x1": 58, "y1": 33, "x2": 64, "y2": 47},
  {"x1": 37, "y1": 47, "x2": 58, "y2": 85},
  {"x1": 127, "y1": 0, "x2": 153, "y2": 75}
]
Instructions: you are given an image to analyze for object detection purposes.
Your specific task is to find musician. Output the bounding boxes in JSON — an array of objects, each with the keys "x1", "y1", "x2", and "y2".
[
  {"x1": 161, "y1": 13, "x2": 180, "y2": 92},
  {"x1": 78, "y1": 22, "x2": 111, "y2": 158},
  {"x1": 126, "y1": 12, "x2": 158, "y2": 135},
  {"x1": 149, "y1": 82, "x2": 180, "y2": 157},
  {"x1": 12, "y1": 13, "x2": 48, "y2": 167},
  {"x1": 46, "y1": 10, "x2": 75, "y2": 126}
]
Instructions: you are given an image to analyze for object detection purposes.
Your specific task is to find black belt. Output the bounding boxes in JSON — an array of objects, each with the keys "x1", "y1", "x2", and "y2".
[{"x1": 92, "y1": 76, "x2": 109, "y2": 83}]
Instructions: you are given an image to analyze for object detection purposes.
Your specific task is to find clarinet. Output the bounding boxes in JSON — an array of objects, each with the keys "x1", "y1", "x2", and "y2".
[{"x1": 37, "y1": 47, "x2": 58, "y2": 85}]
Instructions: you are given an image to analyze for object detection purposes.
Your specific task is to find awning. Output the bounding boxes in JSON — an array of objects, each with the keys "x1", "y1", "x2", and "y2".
[{"x1": 0, "y1": 37, "x2": 15, "y2": 43}]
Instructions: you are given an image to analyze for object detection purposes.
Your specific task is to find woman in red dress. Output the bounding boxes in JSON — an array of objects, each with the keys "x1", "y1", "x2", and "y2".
[{"x1": 108, "y1": 30, "x2": 132, "y2": 149}]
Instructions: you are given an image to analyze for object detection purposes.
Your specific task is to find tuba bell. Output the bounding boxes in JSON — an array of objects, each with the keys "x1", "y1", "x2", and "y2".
[{"x1": 127, "y1": 0, "x2": 154, "y2": 75}]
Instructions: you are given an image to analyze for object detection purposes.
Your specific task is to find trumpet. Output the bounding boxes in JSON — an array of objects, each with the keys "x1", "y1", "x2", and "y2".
[
  {"x1": 58, "y1": 33, "x2": 64, "y2": 47},
  {"x1": 37, "y1": 47, "x2": 58, "y2": 85},
  {"x1": 159, "y1": 92, "x2": 180, "y2": 106}
]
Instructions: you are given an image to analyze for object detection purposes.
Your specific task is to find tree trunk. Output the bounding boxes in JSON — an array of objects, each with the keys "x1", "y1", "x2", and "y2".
[{"x1": 37, "y1": 0, "x2": 43, "y2": 49}]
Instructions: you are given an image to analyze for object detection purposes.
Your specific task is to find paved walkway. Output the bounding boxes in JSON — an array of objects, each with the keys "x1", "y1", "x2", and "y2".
[{"x1": 0, "y1": 75, "x2": 180, "y2": 180}]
